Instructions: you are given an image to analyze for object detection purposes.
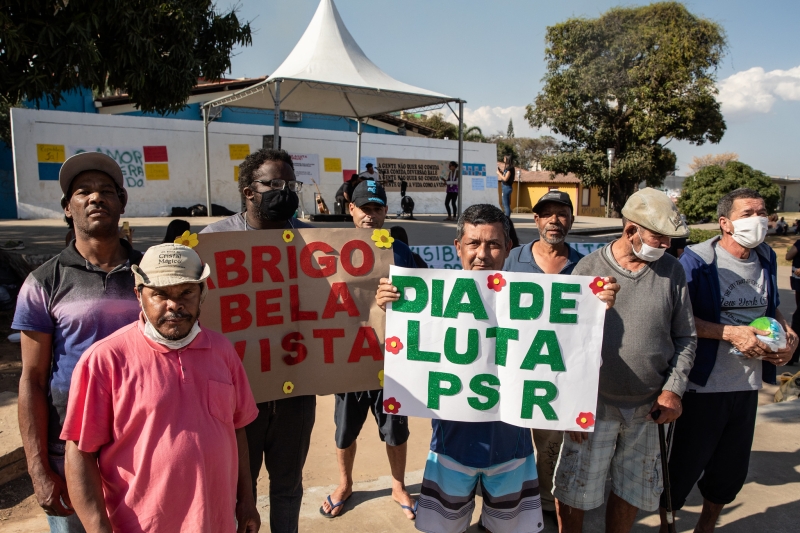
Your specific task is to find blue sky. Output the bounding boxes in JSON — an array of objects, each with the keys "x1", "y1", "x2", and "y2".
[{"x1": 225, "y1": 0, "x2": 800, "y2": 177}]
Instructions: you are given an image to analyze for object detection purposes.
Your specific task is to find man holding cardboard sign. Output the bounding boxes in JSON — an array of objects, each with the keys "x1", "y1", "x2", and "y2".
[{"x1": 378, "y1": 204, "x2": 618, "y2": 533}]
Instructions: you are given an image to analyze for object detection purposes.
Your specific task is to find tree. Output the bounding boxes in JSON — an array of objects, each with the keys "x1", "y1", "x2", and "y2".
[
  {"x1": 688, "y1": 152, "x2": 739, "y2": 173},
  {"x1": 678, "y1": 162, "x2": 781, "y2": 222},
  {"x1": 525, "y1": 2, "x2": 727, "y2": 215},
  {"x1": 506, "y1": 119, "x2": 515, "y2": 139},
  {"x1": 0, "y1": 0, "x2": 252, "y2": 144}
]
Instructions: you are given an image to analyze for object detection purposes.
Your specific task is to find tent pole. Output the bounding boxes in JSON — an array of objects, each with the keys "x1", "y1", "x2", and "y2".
[
  {"x1": 273, "y1": 80, "x2": 281, "y2": 149},
  {"x1": 457, "y1": 100, "x2": 464, "y2": 218},
  {"x1": 203, "y1": 105, "x2": 213, "y2": 217},
  {"x1": 356, "y1": 119, "x2": 362, "y2": 172}
]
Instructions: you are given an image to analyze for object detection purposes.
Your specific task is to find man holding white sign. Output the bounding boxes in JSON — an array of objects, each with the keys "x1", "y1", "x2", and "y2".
[
  {"x1": 378, "y1": 204, "x2": 618, "y2": 533},
  {"x1": 553, "y1": 189, "x2": 697, "y2": 533}
]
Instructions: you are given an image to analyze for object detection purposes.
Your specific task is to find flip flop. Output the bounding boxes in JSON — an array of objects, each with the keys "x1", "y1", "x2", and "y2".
[
  {"x1": 397, "y1": 499, "x2": 419, "y2": 520},
  {"x1": 319, "y1": 495, "x2": 349, "y2": 519}
]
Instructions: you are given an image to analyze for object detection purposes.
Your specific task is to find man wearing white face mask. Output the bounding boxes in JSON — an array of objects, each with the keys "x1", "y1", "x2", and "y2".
[
  {"x1": 659, "y1": 188, "x2": 797, "y2": 533},
  {"x1": 553, "y1": 188, "x2": 697, "y2": 533}
]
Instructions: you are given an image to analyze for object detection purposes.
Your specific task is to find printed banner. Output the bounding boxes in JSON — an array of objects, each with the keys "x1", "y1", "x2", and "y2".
[
  {"x1": 410, "y1": 245, "x2": 462, "y2": 269},
  {"x1": 194, "y1": 228, "x2": 394, "y2": 403},
  {"x1": 376, "y1": 158, "x2": 447, "y2": 192},
  {"x1": 383, "y1": 266, "x2": 606, "y2": 430},
  {"x1": 290, "y1": 153, "x2": 320, "y2": 185}
]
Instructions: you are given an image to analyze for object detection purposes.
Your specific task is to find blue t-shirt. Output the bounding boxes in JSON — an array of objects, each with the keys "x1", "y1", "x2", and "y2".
[
  {"x1": 392, "y1": 240, "x2": 416, "y2": 269},
  {"x1": 430, "y1": 420, "x2": 533, "y2": 468},
  {"x1": 503, "y1": 240, "x2": 584, "y2": 275}
]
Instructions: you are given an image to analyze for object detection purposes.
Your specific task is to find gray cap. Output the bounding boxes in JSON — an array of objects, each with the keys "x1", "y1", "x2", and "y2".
[
  {"x1": 621, "y1": 188, "x2": 689, "y2": 238},
  {"x1": 59, "y1": 152, "x2": 125, "y2": 195}
]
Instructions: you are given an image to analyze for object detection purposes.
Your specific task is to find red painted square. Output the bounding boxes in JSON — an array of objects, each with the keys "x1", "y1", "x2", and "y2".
[
  {"x1": 143, "y1": 146, "x2": 168, "y2": 162},
  {"x1": 342, "y1": 169, "x2": 357, "y2": 182}
]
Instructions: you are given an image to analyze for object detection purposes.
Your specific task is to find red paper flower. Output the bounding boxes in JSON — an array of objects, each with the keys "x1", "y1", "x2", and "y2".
[
  {"x1": 576, "y1": 412, "x2": 595, "y2": 429},
  {"x1": 386, "y1": 336, "x2": 404, "y2": 355},
  {"x1": 487, "y1": 273, "x2": 506, "y2": 292},
  {"x1": 383, "y1": 397, "x2": 402, "y2": 414},
  {"x1": 589, "y1": 277, "x2": 606, "y2": 295}
]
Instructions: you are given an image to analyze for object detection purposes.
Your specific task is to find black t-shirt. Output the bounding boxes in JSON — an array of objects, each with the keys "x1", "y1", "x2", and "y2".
[
  {"x1": 335, "y1": 182, "x2": 349, "y2": 198},
  {"x1": 793, "y1": 240, "x2": 800, "y2": 269},
  {"x1": 503, "y1": 165, "x2": 515, "y2": 184}
]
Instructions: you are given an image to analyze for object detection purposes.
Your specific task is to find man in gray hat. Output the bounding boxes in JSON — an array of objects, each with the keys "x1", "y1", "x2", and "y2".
[
  {"x1": 553, "y1": 188, "x2": 697, "y2": 533},
  {"x1": 61, "y1": 243, "x2": 260, "y2": 533},
  {"x1": 13, "y1": 152, "x2": 141, "y2": 532}
]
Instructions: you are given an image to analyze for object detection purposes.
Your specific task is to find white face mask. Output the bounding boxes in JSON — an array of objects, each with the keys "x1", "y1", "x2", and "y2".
[
  {"x1": 632, "y1": 227, "x2": 666, "y2": 262},
  {"x1": 730, "y1": 216, "x2": 768, "y2": 249}
]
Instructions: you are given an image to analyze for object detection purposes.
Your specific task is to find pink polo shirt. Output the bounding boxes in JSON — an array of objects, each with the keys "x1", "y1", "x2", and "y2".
[{"x1": 61, "y1": 317, "x2": 259, "y2": 533}]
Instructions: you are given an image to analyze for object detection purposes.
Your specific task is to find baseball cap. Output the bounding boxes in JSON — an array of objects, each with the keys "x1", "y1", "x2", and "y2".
[
  {"x1": 351, "y1": 180, "x2": 387, "y2": 208},
  {"x1": 621, "y1": 187, "x2": 689, "y2": 238},
  {"x1": 533, "y1": 190, "x2": 573, "y2": 214},
  {"x1": 132, "y1": 243, "x2": 211, "y2": 288},
  {"x1": 59, "y1": 152, "x2": 125, "y2": 195}
]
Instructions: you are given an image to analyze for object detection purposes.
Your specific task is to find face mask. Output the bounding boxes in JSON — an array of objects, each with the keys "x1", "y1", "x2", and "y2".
[
  {"x1": 142, "y1": 314, "x2": 201, "y2": 350},
  {"x1": 258, "y1": 189, "x2": 299, "y2": 221},
  {"x1": 632, "y1": 227, "x2": 666, "y2": 262},
  {"x1": 730, "y1": 216, "x2": 768, "y2": 249}
]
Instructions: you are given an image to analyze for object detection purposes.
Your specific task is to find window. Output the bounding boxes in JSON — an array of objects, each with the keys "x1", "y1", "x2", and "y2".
[
  {"x1": 582, "y1": 188, "x2": 590, "y2": 206},
  {"x1": 600, "y1": 195, "x2": 606, "y2": 207}
]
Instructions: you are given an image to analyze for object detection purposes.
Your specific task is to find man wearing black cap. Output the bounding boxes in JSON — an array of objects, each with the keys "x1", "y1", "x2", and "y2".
[
  {"x1": 13, "y1": 152, "x2": 142, "y2": 532},
  {"x1": 319, "y1": 180, "x2": 419, "y2": 521},
  {"x1": 504, "y1": 190, "x2": 602, "y2": 518}
]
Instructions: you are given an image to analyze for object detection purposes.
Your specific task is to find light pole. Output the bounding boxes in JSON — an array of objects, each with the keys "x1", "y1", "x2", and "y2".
[{"x1": 605, "y1": 148, "x2": 615, "y2": 218}]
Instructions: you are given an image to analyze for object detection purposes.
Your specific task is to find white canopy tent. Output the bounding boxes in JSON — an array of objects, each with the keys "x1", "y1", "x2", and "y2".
[{"x1": 201, "y1": 0, "x2": 465, "y2": 216}]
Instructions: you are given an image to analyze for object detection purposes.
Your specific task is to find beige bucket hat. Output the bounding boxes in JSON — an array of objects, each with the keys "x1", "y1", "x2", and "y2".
[
  {"x1": 621, "y1": 188, "x2": 689, "y2": 238},
  {"x1": 132, "y1": 243, "x2": 211, "y2": 288}
]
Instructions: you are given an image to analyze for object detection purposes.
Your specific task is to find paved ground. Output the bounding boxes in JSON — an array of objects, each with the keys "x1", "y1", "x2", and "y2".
[{"x1": 1, "y1": 214, "x2": 799, "y2": 532}]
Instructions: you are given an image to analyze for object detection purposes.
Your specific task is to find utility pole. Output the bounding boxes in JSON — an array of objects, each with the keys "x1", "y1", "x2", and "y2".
[{"x1": 606, "y1": 148, "x2": 615, "y2": 217}]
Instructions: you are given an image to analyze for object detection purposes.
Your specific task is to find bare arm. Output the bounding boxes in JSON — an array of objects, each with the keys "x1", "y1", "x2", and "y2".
[
  {"x1": 765, "y1": 308, "x2": 798, "y2": 366},
  {"x1": 65, "y1": 442, "x2": 112, "y2": 533},
  {"x1": 694, "y1": 316, "x2": 771, "y2": 358},
  {"x1": 235, "y1": 428, "x2": 260, "y2": 533},
  {"x1": 785, "y1": 245, "x2": 798, "y2": 262},
  {"x1": 19, "y1": 331, "x2": 73, "y2": 516}
]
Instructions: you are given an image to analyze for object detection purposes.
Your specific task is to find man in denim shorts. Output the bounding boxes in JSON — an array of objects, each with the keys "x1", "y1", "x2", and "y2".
[{"x1": 553, "y1": 189, "x2": 697, "y2": 533}]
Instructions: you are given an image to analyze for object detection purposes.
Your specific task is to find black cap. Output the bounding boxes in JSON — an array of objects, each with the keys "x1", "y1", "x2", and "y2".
[
  {"x1": 533, "y1": 190, "x2": 573, "y2": 214},
  {"x1": 351, "y1": 180, "x2": 387, "y2": 207}
]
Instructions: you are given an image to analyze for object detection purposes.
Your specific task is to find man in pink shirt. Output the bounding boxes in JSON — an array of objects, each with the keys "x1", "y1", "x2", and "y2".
[{"x1": 61, "y1": 243, "x2": 260, "y2": 533}]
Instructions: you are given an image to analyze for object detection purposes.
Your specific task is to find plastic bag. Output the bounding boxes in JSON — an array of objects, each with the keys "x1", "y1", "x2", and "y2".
[{"x1": 730, "y1": 316, "x2": 786, "y2": 357}]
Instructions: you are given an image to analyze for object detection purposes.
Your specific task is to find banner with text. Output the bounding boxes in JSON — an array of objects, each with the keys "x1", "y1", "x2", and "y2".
[
  {"x1": 194, "y1": 228, "x2": 394, "y2": 402},
  {"x1": 377, "y1": 158, "x2": 448, "y2": 192},
  {"x1": 383, "y1": 266, "x2": 606, "y2": 430}
]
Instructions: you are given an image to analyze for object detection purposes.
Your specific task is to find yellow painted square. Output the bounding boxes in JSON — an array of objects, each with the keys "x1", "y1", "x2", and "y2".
[
  {"x1": 234, "y1": 166, "x2": 240, "y2": 181},
  {"x1": 229, "y1": 144, "x2": 250, "y2": 160},
  {"x1": 144, "y1": 163, "x2": 169, "y2": 180},
  {"x1": 37, "y1": 144, "x2": 65, "y2": 163},
  {"x1": 324, "y1": 158, "x2": 342, "y2": 172}
]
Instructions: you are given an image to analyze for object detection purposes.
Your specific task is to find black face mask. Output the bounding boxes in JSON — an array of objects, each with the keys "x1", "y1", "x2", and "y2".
[{"x1": 257, "y1": 188, "x2": 299, "y2": 221}]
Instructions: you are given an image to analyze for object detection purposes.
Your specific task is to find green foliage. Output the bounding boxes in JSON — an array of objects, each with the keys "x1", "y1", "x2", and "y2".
[
  {"x1": 678, "y1": 162, "x2": 781, "y2": 222},
  {"x1": 688, "y1": 228, "x2": 720, "y2": 244},
  {"x1": 526, "y1": 2, "x2": 727, "y2": 215},
  {"x1": 506, "y1": 119, "x2": 515, "y2": 138},
  {"x1": 0, "y1": 0, "x2": 252, "y2": 144}
]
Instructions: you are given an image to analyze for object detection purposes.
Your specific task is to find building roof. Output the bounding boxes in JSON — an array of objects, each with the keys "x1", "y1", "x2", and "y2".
[
  {"x1": 496, "y1": 166, "x2": 581, "y2": 184},
  {"x1": 95, "y1": 77, "x2": 267, "y2": 109}
]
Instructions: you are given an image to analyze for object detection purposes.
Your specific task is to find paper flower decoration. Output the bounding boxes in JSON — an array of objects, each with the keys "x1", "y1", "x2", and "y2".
[
  {"x1": 576, "y1": 412, "x2": 595, "y2": 429},
  {"x1": 282, "y1": 381, "x2": 295, "y2": 394},
  {"x1": 282, "y1": 230, "x2": 294, "y2": 243},
  {"x1": 386, "y1": 336, "x2": 404, "y2": 355},
  {"x1": 487, "y1": 273, "x2": 506, "y2": 292},
  {"x1": 383, "y1": 397, "x2": 402, "y2": 414},
  {"x1": 371, "y1": 229, "x2": 394, "y2": 249},
  {"x1": 174, "y1": 231, "x2": 199, "y2": 248},
  {"x1": 378, "y1": 370, "x2": 384, "y2": 387},
  {"x1": 589, "y1": 277, "x2": 606, "y2": 295}
]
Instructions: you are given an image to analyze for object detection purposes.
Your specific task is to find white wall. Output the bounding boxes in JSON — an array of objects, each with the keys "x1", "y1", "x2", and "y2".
[{"x1": 11, "y1": 108, "x2": 497, "y2": 219}]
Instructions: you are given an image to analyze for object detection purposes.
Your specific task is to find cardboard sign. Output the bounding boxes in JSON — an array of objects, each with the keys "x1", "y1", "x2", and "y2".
[
  {"x1": 383, "y1": 266, "x2": 606, "y2": 430},
  {"x1": 194, "y1": 228, "x2": 395, "y2": 402}
]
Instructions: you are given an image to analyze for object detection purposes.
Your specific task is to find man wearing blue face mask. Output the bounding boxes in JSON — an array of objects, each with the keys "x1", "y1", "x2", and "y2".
[
  {"x1": 660, "y1": 188, "x2": 797, "y2": 533},
  {"x1": 201, "y1": 149, "x2": 315, "y2": 533},
  {"x1": 553, "y1": 188, "x2": 697, "y2": 533}
]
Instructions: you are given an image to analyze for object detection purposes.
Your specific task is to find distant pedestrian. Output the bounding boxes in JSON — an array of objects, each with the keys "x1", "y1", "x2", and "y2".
[
  {"x1": 441, "y1": 161, "x2": 459, "y2": 221},
  {"x1": 359, "y1": 162, "x2": 380, "y2": 181},
  {"x1": 162, "y1": 219, "x2": 190, "y2": 243},
  {"x1": 335, "y1": 174, "x2": 360, "y2": 214},
  {"x1": 61, "y1": 244, "x2": 260, "y2": 533},
  {"x1": 664, "y1": 189, "x2": 798, "y2": 532},
  {"x1": 554, "y1": 188, "x2": 697, "y2": 533},
  {"x1": 500, "y1": 155, "x2": 515, "y2": 217}
]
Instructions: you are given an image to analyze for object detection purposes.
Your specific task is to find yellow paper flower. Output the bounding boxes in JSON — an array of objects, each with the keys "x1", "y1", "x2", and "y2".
[
  {"x1": 371, "y1": 229, "x2": 394, "y2": 249},
  {"x1": 378, "y1": 370, "x2": 384, "y2": 387},
  {"x1": 282, "y1": 381, "x2": 295, "y2": 394},
  {"x1": 282, "y1": 230, "x2": 294, "y2": 243},
  {"x1": 174, "y1": 231, "x2": 199, "y2": 248}
]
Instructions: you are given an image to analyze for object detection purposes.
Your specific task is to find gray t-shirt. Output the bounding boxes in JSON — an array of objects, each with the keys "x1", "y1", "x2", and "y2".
[
  {"x1": 200, "y1": 212, "x2": 313, "y2": 233},
  {"x1": 689, "y1": 243, "x2": 766, "y2": 393}
]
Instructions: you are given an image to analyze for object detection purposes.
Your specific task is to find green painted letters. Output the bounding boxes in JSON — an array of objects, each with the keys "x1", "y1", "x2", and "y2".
[
  {"x1": 550, "y1": 283, "x2": 580, "y2": 324},
  {"x1": 509, "y1": 282, "x2": 544, "y2": 320},
  {"x1": 392, "y1": 276, "x2": 428, "y2": 313},
  {"x1": 520, "y1": 330, "x2": 565, "y2": 371},
  {"x1": 443, "y1": 278, "x2": 488, "y2": 319},
  {"x1": 444, "y1": 328, "x2": 479, "y2": 365},
  {"x1": 468, "y1": 374, "x2": 500, "y2": 410},
  {"x1": 431, "y1": 279, "x2": 444, "y2": 317},
  {"x1": 485, "y1": 327, "x2": 519, "y2": 366},
  {"x1": 428, "y1": 372, "x2": 462, "y2": 409},
  {"x1": 407, "y1": 321, "x2": 440, "y2": 362},
  {"x1": 520, "y1": 380, "x2": 559, "y2": 420}
]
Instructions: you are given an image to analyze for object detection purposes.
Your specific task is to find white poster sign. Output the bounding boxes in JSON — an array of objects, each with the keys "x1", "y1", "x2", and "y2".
[
  {"x1": 290, "y1": 153, "x2": 320, "y2": 185},
  {"x1": 383, "y1": 266, "x2": 606, "y2": 430},
  {"x1": 410, "y1": 245, "x2": 462, "y2": 269}
]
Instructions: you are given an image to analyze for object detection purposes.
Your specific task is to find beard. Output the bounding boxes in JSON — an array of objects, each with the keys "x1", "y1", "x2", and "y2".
[
  {"x1": 541, "y1": 225, "x2": 566, "y2": 245},
  {"x1": 156, "y1": 309, "x2": 200, "y2": 340}
]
